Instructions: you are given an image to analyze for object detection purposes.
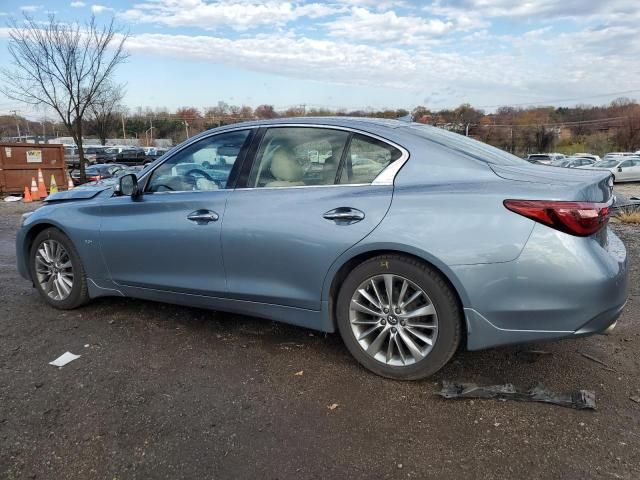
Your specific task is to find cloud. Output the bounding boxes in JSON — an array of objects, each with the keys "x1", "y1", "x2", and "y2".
[
  {"x1": 20, "y1": 5, "x2": 42, "y2": 12},
  {"x1": 429, "y1": 0, "x2": 638, "y2": 22},
  {"x1": 119, "y1": 25, "x2": 640, "y2": 108},
  {"x1": 70, "y1": 1, "x2": 86, "y2": 7},
  {"x1": 91, "y1": 4, "x2": 114, "y2": 14},
  {"x1": 325, "y1": 7, "x2": 478, "y2": 45},
  {"x1": 120, "y1": 0, "x2": 344, "y2": 31}
]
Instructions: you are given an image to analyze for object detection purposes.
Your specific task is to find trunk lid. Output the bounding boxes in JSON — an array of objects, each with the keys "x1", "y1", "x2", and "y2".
[{"x1": 491, "y1": 163, "x2": 614, "y2": 203}]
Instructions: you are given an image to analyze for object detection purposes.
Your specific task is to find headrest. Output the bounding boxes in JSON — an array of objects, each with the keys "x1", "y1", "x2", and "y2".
[{"x1": 270, "y1": 148, "x2": 303, "y2": 182}]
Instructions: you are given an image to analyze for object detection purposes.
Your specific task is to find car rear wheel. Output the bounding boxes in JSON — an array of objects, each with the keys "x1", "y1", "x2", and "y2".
[
  {"x1": 29, "y1": 228, "x2": 89, "y2": 309},
  {"x1": 336, "y1": 255, "x2": 461, "y2": 380}
]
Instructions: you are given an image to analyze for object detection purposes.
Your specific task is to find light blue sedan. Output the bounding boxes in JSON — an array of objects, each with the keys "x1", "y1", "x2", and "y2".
[{"x1": 16, "y1": 118, "x2": 628, "y2": 379}]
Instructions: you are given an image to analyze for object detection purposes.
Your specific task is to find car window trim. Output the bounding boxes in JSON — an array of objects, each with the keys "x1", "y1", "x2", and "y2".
[
  {"x1": 138, "y1": 126, "x2": 258, "y2": 194},
  {"x1": 234, "y1": 124, "x2": 409, "y2": 189}
]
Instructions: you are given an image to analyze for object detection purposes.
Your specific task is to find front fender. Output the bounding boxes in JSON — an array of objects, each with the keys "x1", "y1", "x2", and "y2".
[{"x1": 17, "y1": 202, "x2": 106, "y2": 283}]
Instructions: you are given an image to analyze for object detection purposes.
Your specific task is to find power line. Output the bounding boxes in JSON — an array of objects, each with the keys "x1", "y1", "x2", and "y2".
[
  {"x1": 477, "y1": 90, "x2": 640, "y2": 109},
  {"x1": 481, "y1": 115, "x2": 630, "y2": 128}
]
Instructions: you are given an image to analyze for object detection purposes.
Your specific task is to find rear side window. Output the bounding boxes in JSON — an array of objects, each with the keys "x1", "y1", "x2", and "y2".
[
  {"x1": 339, "y1": 134, "x2": 403, "y2": 184},
  {"x1": 248, "y1": 127, "x2": 350, "y2": 187}
]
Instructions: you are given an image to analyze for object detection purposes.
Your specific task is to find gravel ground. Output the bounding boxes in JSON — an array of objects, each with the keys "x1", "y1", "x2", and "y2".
[{"x1": 1, "y1": 197, "x2": 639, "y2": 480}]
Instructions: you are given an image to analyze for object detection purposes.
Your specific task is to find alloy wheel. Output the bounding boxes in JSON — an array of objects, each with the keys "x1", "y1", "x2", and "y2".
[
  {"x1": 349, "y1": 274, "x2": 438, "y2": 367},
  {"x1": 35, "y1": 239, "x2": 74, "y2": 301}
]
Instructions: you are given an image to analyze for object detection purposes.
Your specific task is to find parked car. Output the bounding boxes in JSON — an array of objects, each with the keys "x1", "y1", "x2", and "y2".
[
  {"x1": 17, "y1": 118, "x2": 627, "y2": 380},
  {"x1": 83, "y1": 146, "x2": 109, "y2": 164},
  {"x1": 97, "y1": 147, "x2": 149, "y2": 165},
  {"x1": 572, "y1": 153, "x2": 601, "y2": 162},
  {"x1": 580, "y1": 157, "x2": 640, "y2": 182},
  {"x1": 70, "y1": 163, "x2": 126, "y2": 185},
  {"x1": 526, "y1": 153, "x2": 565, "y2": 165},
  {"x1": 550, "y1": 157, "x2": 596, "y2": 168},
  {"x1": 603, "y1": 152, "x2": 635, "y2": 161}
]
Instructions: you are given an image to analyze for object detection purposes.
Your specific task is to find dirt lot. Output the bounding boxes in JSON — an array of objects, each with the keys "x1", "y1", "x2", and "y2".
[{"x1": 1, "y1": 192, "x2": 639, "y2": 480}]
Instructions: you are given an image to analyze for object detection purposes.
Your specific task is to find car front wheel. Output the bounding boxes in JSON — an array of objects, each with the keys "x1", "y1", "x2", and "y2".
[
  {"x1": 29, "y1": 228, "x2": 89, "y2": 309},
  {"x1": 336, "y1": 255, "x2": 462, "y2": 380}
]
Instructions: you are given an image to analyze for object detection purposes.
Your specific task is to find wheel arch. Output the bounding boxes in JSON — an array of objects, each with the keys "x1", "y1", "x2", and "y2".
[
  {"x1": 324, "y1": 245, "x2": 470, "y2": 332},
  {"x1": 21, "y1": 221, "x2": 69, "y2": 279}
]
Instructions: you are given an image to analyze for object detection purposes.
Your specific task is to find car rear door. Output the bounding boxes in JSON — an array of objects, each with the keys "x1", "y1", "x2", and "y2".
[
  {"x1": 221, "y1": 126, "x2": 406, "y2": 310},
  {"x1": 98, "y1": 128, "x2": 254, "y2": 296}
]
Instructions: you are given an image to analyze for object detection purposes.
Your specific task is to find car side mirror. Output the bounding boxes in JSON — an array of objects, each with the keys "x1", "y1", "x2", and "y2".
[
  {"x1": 617, "y1": 167, "x2": 623, "y2": 172},
  {"x1": 115, "y1": 173, "x2": 140, "y2": 197}
]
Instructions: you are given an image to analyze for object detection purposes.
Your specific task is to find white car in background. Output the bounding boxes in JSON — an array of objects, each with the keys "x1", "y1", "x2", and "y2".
[
  {"x1": 603, "y1": 152, "x2": 635, "y2": 160},
  {"x1": 580, "y1": 157, "x2": 640, "y2": 182},
  {"x1": 572, "y1": 153, "x2": 601, "y2": 162},
  {"x1": 550, "y1": 157, "x2": 596, "y2": 168}
]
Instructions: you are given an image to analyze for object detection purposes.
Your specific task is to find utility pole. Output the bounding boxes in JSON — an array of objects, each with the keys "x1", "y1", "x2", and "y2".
[
  {"x1": 184, "y1": 120, "x2": 190, "y2": 139},
  {"x1": 465, "y1": 123, "x2": 470, "y2": 137},
  {"x1": 10, "y1": 110, "x2": 21, "y2": 141},
  {"x1": 122, "y1": 114, "x2": 126, "y2": 139},
  {"x1": 149, "y1": 117, "x2": 154, "y2": 145}
]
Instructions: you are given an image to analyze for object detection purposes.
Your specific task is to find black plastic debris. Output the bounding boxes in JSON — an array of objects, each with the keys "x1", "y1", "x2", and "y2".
[{"x1": 437, "y1": 381, "x2": 596, "y2": 410}]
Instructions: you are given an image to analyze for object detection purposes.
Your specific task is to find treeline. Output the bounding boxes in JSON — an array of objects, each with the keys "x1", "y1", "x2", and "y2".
[{"x1": 2, "y1": 98, "x2": 639, "y2": 156}]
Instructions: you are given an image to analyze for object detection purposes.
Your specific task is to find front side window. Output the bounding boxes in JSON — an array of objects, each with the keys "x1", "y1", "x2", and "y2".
[
  {"x1": 620, "y1": 160, "x2": 633, "y2": 168},
  {"x1": 147, "y1": 130, "x2": 250, "y2": 192},
  {"x1": 248, "y1": 127, "x2": 350, "y2": 188},
  {"x1": 338, "y1": 134, "x2": 403, "y2": 184}
]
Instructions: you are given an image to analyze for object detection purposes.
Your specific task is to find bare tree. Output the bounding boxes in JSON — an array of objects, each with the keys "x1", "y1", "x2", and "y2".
[
  {"x1": 1, "y1": 14, "x2": 128, "y2": 181},
  {"x1": 88, "y1": 82, "x2": 125, "y2": 145}
]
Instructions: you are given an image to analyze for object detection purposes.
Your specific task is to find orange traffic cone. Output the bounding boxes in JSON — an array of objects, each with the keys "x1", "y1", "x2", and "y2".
[
  {"x1": 67, "y1": 176, "x2": 74, "y2": 190},
  {"x1": 23, "y1": 185, "x2": 32, "y2": 203},
  {"x1": 37, "y1": 169, "x2": 47, "y2": 198},
  {"x1": 30, "y1": 177, "x2": 40, "y2": 201}
]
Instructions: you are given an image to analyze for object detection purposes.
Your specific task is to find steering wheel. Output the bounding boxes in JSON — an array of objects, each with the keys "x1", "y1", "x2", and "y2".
[{"x1": 184, "y1": 168, "x2": 222, "y2": 188}]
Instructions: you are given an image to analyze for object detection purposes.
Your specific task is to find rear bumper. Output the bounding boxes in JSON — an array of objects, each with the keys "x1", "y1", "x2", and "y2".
[{"x1": 454, "y1": 225, "x2": 629, "y2": 350}]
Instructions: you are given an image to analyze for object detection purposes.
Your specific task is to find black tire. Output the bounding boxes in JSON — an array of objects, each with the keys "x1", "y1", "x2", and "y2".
[
  {"x1": 611, "y1": 174, "x2": 616, "y2": 183},
  {"x1": 29, "y1": 227, "x2": 89, "y2": 309},
  {"x1": 336, "y1": 254, "x2": 462, "y2": 380}
]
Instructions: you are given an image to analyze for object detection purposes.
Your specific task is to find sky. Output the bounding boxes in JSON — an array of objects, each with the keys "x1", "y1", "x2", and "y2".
[{"x1": 0, "y1": 0, "x2": 639, "y2": 118}]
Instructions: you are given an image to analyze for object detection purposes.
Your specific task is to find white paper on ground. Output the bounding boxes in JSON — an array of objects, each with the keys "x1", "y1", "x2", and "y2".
[
  {"x1": 3, "y1": 196, "x2": 22, "y2": 202},
  {"x1": 49, "y1": 351, "x2": 81, "y2": 367}
]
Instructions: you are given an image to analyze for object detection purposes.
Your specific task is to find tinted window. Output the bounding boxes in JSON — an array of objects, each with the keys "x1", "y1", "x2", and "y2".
[
  {"x1": 620, "y1": 160, "x2": 633, "y2": 168},
  {"x1": 339, "y1": 134, "x2": 402, "y2": 184},
  {"x1": 147, "y1": 130, "x2": 250, "y2": 192},
  {"x1": 248, "y1": 127, "x2": 350, "y2": 187}
]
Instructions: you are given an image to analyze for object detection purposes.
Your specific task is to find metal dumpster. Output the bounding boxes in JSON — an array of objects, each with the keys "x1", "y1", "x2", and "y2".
[{"x1": 0, "y1": 143, "x2": 68, "y2": 195}]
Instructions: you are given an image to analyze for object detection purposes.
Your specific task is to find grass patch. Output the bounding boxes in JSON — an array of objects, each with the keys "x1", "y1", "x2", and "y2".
[{"x1": 612, "y1": 206, "x2": 640, "y2": 224}]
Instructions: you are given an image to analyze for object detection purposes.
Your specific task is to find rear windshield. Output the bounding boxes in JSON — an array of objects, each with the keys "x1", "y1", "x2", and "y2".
[{"x1": 408, "y1": 124, "x2": 527, "y2": 166}]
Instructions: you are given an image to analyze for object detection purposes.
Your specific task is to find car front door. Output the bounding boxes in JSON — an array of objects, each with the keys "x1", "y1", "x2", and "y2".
[
  {"x1": 99, "y1": 128, "x2": 253, "y2": 295},
  {"x1": 222, "y1": 126, "x2": 406, "y2": 310},
  {"x1": 617, "y1": 159, "x2": 635, "y2": 181}
]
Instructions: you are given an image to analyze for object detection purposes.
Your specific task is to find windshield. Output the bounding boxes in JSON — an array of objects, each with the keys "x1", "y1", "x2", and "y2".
[{"x1": 595, "y1": 160, "x2": 619, "y2": 168}]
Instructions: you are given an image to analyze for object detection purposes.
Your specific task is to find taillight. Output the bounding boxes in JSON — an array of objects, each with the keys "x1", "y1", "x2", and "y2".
[{"x1": 504, "y1": 199, "x2": 609, "y2": 237}]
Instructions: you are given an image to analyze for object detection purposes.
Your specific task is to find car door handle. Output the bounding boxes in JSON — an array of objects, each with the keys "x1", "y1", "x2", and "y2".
[
  {"x1": 187, "y1": 210, "x2": 219, "y2": 223},
  {"x1": 323, "y1": 207, "x2": 365, "y2": 224}
]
